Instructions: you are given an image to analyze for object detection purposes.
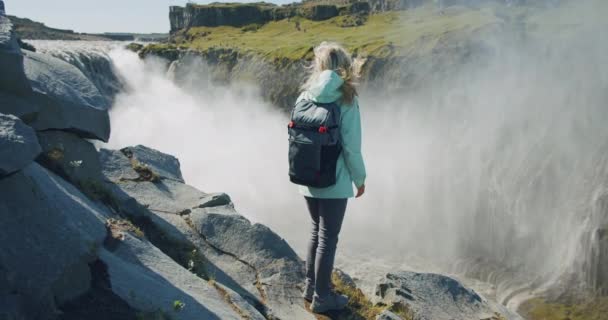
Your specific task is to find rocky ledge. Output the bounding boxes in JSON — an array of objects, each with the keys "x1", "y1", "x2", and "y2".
[{"x1": 0, "y1": 15, "x2": 517, "y2": 320}]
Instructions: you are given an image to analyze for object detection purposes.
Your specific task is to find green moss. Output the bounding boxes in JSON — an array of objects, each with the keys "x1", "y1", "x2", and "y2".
[
  {"x1": 126, "y1": 43, "x2": 144, "y2": 53},
  {"x1": 329, "y1": 272, "x2": 414, "y2": 320},
  {"x1": 519, "y1": 297, "x2": 608, "y2": 320}
]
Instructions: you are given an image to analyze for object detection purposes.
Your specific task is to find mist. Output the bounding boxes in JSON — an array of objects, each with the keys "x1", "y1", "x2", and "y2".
[{"x1": 106, "y1": 0, "x2": 608, "y2": 308}]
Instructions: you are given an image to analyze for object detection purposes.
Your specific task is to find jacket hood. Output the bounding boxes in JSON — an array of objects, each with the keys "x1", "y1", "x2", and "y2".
[{"x1": 304, "y1": 70, "x2": 344, "y2": 104}]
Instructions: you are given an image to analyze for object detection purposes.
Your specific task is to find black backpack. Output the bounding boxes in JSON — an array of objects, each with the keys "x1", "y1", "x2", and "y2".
[{"x1": 288, "y1": 100, "x2": 342, "y2": 188}]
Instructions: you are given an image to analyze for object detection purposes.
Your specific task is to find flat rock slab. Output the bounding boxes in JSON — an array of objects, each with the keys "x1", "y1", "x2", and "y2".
[
  {"x1": 100, "y1": 233, "x2": 265, "y2": 320},
  {"x1": 0, "y1": 16, "x2": 31, "y2": 95},
  {"x1": 189, "y1": 209, "x2": 312, "y2": 319},
  {"x1": 23, "y1": 51, "x2": 110, "y2": 141},
  {"x1": 0, "y1": 113, "x2": 41, "y2": 176},
  {"x1": 0, "y1": 163, "x2": 109, "y2": 318},
  {"x1": 374, "y1": 271, "x2": 521, "y2": 320},
  {"x1": 121, "y1": 145, "x2": 185, "y2": 182}
]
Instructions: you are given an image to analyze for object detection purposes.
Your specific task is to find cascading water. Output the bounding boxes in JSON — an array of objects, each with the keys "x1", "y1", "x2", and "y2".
[
  {"x1": 26, "y1": 40, "x2": 126, "y2": 105},
  {"x1": 30, "y1": 1, "x2": 608, "y2": 316}
]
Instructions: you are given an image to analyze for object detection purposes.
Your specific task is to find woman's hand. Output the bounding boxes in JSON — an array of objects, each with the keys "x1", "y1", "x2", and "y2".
[{"x1": 356, "y1": 184, "x2": 365, "y2": 198}]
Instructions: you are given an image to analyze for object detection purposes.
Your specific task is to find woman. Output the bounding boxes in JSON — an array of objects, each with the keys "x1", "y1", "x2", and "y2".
[{"x1": 297, "y1": 42, "x2": 367, "y2": 313}]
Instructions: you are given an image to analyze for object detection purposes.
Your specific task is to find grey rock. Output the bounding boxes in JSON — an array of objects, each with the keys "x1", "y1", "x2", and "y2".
[
  {"x1": 211, "y1": 282, "x2": 267, "y2": 320},
  {"x1": 98, "y1": 146, "x2": 315, "y2": 319},
  {"x1": 100, "y1": 233, "x2": 265, "y2": 320},
  {"x1": 0, "y1": 16, "x2": 31, "y2": 96},
  {"x1": 189, "y1": 209, "x2": 311, "y2": 319},
  {"x1": 376, "y1": 310, "x2": 404, "y2": 320},
  {"x1": 99, "y1": 147, "x2": 140, "y2": 181},
  {"x1": 36, "y1": 130, "x2": 104, "y2": 188},
  {"x1": 0, "y1": 92, "x2": 39, "y2": 123},
  {"x1": 121, "y1": 145, "x2": 185, "y2": 182},
  {"x1": 0, "y1": 163, "x2": 109, "y2": 318},
  {"x1": 334, "y1": 268, "x2": 357, "y2": 288},
  {"x1": 198, "y1": 192, "x2": 232, "y2": 208},
  {"x1": 374, "y1": 271, "x2": 517, "y2": 320},
  {"x1": 23, "y1": 50, "x2": 110, "y2": 141},
  {"x1": 0, "y1": 113, "x2": 41, "y2": 176},
  {"x1": 190, "y1": 210, "x2": 301, "y2": 270}
]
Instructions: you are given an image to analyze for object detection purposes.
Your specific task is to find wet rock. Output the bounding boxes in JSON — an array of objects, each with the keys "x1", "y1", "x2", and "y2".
[
  {"x1": 374, "y1": 271, "x2": 519, "y2": 320},
  {"x1": 0, "y1": 113, "x2": 41, "y2": 176},
  {"x1": 23, "y1": 50, "x2": 110, "y2": 141},
  {"x1": 0, "y1": 163, "x2": 108, "y2": 319},
  {"x1": 0, "y1": 16, "x2": 31, "y2": 96}
]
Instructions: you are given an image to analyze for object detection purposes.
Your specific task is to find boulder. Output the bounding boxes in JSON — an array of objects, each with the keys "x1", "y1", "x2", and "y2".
[
  {"x1": 36, "y1": 130, "x2": 104, "y2": 188},
  {"x1": 98, "y1": 146, "x2": 314, "y2": 319},
  {"x1": 374, "y1": 271, "x2": 519, "y2": 320},
  {"x1": 0, "y1": 91, "x2": 39, "y2": 123},
  {"x1": 121, "y1": 145, "x2": 185, "y2": 182},
  {"x1": 0, "y1": 113, "x2": 41, "y2": 176},
  {"x1": 0, "y1": 163, "x2": 109, "y2": 319},
  {"x1": 189, "y1": 208, "x2": 309, "y2": 319},
  {"x1": 23, "y1": 50, "x2": 110, "y2": 141},
  {"x1": 99, "y1": 233, "x2": 265, "y2": 320},
  {"x1": 0, "y1": 15, "x2": 31, "y2": 96}
]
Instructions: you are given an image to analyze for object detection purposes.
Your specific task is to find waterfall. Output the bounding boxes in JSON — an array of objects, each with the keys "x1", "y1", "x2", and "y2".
[
  {"x1": 35, "y1": 2, "x2": 607, "y2": 312},
  {"x1": 26, "y1": 40, "x2": 126, "y2": 105}
]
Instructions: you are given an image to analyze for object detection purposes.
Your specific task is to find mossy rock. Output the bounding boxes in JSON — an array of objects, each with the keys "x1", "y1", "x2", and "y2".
[{"x1": 126, "y1": 43, "x2": 144, "y2": 53}]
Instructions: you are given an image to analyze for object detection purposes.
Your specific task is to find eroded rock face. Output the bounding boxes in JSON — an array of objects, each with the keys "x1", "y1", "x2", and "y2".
[
  {"x1": 23, "y1": 50, "x2": 110, "y2": 141},
  {"x1": 0, "y1": 163, "x2": 109, "y2": 319},
  {"x1": 374, "y1": 271, "x2": 520, "y2": 320},
  {"x1": 0, "y1": 113, "x2": 41, "y2": 176},
  {"x1": 301, "y1": 4, "x2": 339, "y2": 21}
]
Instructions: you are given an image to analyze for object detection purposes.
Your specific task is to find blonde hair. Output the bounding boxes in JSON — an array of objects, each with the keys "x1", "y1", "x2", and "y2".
[{"x1": 302, "y1": 42, "x2": 361, "y2": 105}]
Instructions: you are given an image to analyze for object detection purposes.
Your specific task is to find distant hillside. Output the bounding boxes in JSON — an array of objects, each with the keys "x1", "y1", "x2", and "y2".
[
  {"x1": 8, "y1": 15, "x2": 168, "y2": 41},
  {"x1": 7, "y1": 15, "x2": 112, "y2": 40}
]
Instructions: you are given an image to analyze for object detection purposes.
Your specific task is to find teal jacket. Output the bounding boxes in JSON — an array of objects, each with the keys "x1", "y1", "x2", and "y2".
[{"x1": 296, "y1": 70, "x2": 367, "y2": 199}]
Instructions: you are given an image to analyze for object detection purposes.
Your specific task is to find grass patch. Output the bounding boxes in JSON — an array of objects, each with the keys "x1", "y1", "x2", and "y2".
[
  {"x1": 159, "y1": 5, "x2": 499, "y2": 60},
  {"x1": 519, "y1": 297, "x2": 608, "y2": 320},
  {"x1": 326, "y1": 272, "x2": 414, "y2": 320}
]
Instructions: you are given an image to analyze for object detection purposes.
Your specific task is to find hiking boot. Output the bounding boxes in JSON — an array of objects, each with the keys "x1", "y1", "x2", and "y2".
[
  {"x1": 310, "y1": 292, "x2": 349, "y2": 313},
  {"x1": 302, "y1": 284, "x2": 314, "y2": 302}
]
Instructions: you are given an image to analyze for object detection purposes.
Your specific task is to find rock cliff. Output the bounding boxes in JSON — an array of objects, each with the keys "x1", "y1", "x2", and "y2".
[{"x1": 0, "y1": 15, "x2": 522, "y2": 320}]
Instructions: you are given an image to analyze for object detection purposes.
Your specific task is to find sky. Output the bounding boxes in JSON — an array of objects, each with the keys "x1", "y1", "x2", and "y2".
[{"x1": 6, "y1": 0, "x2": 287, "y2": 34}]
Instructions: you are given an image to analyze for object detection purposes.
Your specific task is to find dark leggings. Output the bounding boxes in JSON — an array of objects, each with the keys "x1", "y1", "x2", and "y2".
[{"x1": 304, "y1": 197, "x2": 348, "y2": 298}]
